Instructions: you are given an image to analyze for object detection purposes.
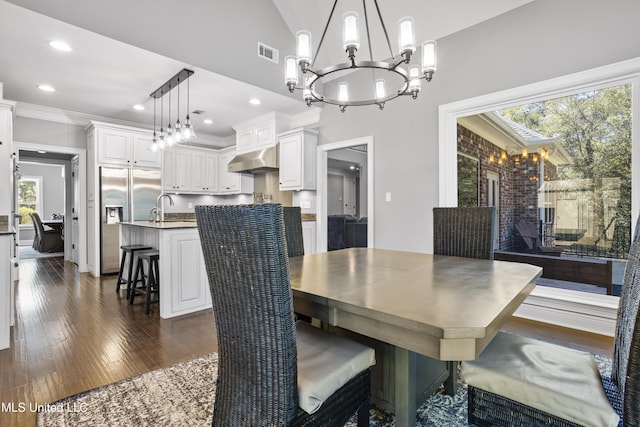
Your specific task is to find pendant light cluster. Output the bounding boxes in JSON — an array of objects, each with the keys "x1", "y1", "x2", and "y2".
[
  {"x1": 150, "y1": 68, "x2": 196, "y2": 152},
  {"x1": 284, "y1": 0, "x2": 437, "y2": 111}
]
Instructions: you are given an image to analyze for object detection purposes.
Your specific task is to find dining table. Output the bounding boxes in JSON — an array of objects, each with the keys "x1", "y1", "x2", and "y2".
[
  {"x1": 41, "y1": 218, "x2": 64, "y2": 232},
  {"x1": 288, "y1": 248, "x2": 542, "y2": 427}
]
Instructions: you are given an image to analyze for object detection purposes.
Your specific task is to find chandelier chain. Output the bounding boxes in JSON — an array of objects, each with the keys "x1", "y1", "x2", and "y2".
[
  {"x1": 311, "y1": 0, "x2": 338, "y2": 69},
  {"x1": 373, "y1": 0, "x2": 394, "y2": 61}
]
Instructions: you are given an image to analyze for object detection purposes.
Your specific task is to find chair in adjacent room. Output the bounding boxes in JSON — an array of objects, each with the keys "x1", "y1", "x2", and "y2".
[
  {"x1": 195, "y1": 203, "x2": 374, "y2": 426},
  {"x1": 433, "y1": 206, "x2": 496, "y2": 395},
  {"x1": 29, "y1": 212, "x2": 63, "y2": 253},
  {"x1": 460, "y1": 214, "x2": 640, "y2": 427},
  {"x1": 516, "y1": 221, "x2": 563, "y2": 256},
  {"x1": 283, "y1": 206, "x2": 305, "y2": 257}
]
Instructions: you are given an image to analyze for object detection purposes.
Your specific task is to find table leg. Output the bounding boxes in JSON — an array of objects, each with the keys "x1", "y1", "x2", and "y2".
[
  {"x1": 444, "y1": 360, "x2": 457, "y2": 395},
  {"x1": 394, "y1": 347, "x2": 417, "y2": 427}
]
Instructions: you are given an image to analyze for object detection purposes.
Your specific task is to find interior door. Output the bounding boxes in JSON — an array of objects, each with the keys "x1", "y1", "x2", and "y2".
[{"x1": 71, "y1": 157, "x2": 80, "y2": 265}]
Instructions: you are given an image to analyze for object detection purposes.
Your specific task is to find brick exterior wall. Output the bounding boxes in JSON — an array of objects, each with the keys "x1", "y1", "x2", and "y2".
[{"x1": 457, "y1": 124, "x2": 557, "y2": 251}]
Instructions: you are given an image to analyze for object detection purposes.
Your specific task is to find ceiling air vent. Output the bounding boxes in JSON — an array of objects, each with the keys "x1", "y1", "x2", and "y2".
[
  {"x1": 192, "y1": 110, "x2": 205, "y2": 115},
  {"x1": 258, "y1": 42, "x2": 279, "y2": 64}
]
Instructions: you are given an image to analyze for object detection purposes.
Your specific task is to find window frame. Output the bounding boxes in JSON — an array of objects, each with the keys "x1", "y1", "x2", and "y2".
[
  {"x1": 439, "y1": 58, "x2": 640, "y2": 336},
  {"x1": 17, "y1": 175, "x2": 43, "y2": 228}
]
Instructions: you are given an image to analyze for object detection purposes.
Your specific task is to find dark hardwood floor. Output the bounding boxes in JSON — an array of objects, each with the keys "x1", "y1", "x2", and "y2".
[
  {"x1": 1, "y1": 256, "x2": 217, "y2": 427},
  {"x1": 1, "y1": 256, "x2": 613, "y2": 426}
]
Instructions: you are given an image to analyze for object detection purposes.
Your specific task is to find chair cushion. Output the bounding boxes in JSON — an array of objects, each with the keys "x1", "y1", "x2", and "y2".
[
  {"x1": 295, "y1": 321, "x2": 375, "y2": 415},
  {"x1": 460, "y1": 332, "x2": 619, "y2": 427}
]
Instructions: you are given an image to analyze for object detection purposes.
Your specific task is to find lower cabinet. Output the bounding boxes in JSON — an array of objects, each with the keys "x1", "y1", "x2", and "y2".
[
  {"x1": 302, "y1": 221, "x2": 317, "y2": 255},
  {"x1": 160, "y1": 229, "x2": 211, "y2": 318},
  {"x1": 120, "y1": 224, "x2": 211, "y2": 319}
]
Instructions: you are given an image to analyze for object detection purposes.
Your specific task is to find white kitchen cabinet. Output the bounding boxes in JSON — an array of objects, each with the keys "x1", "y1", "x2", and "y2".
[
  {"x1": 120, "y1": 224, "x2": 211, "y2": 319},
  {"x1": 162, "y1": 148, "x2": 191, "y2": 192},
  {"x1": 164, "y1": 147, "x2": 218, "y2": 193},
  {"x1": 279, "y1": 128, "x2": 318, "y2": 191},
  {"x1": 94, "y1": 123, "x2": 161, "y2": 168},
  {"x1": 218, "y1": 147, "x2": 254, "y2": 194},
  {"x1": 302, "y1": 221, "x2": 317, "y2": 255},
  {"x1": 233, "y1": 112, "x2": 291, "y2": 154},
  {"x1": 164, "y1": 230, "x2": 211, "y2": 316},
  {"x1": 0, "y1": 234, "x2": 11, "y2": 350},
  {"x1": 132, "y1": 133, "x2": 162, "y2": 168},
  {"x1": 190, "y1": 150, "x2": 218, "y2": 192}
]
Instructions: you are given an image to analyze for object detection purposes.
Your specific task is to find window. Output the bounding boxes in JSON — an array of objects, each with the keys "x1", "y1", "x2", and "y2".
[
  {"x1": 441, "y1": 59, "x2": 640, "y2": 334},
  {"x1": 457, "y1": 154, "x2": 479, "y2": 207},
  {"x1": 18, "y1": 176, "x2": 43, "y2": 226}
]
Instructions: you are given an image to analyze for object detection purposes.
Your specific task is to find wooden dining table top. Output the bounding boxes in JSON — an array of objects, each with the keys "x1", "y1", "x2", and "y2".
[{"x1": 288, "y1": 248, "x2": 542, "y2": 360}]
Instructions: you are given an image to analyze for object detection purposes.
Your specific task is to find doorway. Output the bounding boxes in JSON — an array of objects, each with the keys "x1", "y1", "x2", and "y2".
[
  {"x1": 13, "y1": 141, "x2": 88, "y2": 272},
  {"x1": 317, "y1": 136, "x2": 374, "y2": 252}
]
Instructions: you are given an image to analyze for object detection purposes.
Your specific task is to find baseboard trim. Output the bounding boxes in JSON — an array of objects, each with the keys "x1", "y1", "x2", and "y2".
[{"x1": 515, "y1": 287, "x2": 619, "y2": 336}]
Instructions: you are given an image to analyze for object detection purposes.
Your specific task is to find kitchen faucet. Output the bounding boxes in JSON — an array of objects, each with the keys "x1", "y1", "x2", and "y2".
[{"x1": 153, "y1": 194, "x2": 175, "y2": 222}]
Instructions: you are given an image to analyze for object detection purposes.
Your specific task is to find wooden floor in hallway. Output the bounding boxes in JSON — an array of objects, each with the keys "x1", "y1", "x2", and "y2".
[
  {"x1": 0, "y1": 256, "x2": 217, "y2": 427},
  {"x1": 1, "y1": 255, "x2": 613, "y2": 426}
]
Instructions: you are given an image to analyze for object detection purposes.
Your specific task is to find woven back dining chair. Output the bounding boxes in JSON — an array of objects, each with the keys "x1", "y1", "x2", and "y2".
[
  {"x1": 460, "y1": 214, "x2": 640, "y2": 427},
  {"x1": 283, "y1": 206, "x2": 305, "y2": 257},
  {"x1": 433, "y1": 207, "x2": 496, "y2": 260},
  {"x1": 195, "y1": 204, "x2": 374, "y2": 426},
  {"x1": 432, "y1": 206, "x2": 496, "y2": 395}
]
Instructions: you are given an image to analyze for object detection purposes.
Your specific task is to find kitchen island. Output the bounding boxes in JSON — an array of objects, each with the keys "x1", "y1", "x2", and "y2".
[{"x1": 119, "y1": 221, "x2": 211, "y2": 319}]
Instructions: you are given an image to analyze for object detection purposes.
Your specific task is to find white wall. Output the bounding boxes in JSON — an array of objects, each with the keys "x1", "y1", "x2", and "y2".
[
  {"x1": 14, "y1": 117, "x2": 86, "y2": 149},
  {"x1": 316, "y1": 0, "x2": 640, "y2": 253}
]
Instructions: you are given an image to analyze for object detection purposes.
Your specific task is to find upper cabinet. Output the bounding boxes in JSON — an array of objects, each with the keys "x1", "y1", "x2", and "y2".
[
  {"x1": 218, "y1": 147, "x2": 254, "y2": 194},
  {"x1": 90, "y1": 122, "x2": 161, "y2": 169},
  {"x1": 163, "y1": 146, "x2": 218, "y2": 194},
  {"x1": 233, "y1": 112, "x2": 291, "y2": 154},
  {"x1": 162, "y1": 148, "x2": 192, "y2": 192},
  {"x1": 278, "y1": 128, "x2": 318, "y2": 191}
]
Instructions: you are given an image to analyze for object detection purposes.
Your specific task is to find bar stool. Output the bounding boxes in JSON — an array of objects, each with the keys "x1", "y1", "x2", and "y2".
[
  {"x1": 129, "y1": 249, "x2": 160, "y2": 314},
  {"x1": 116, "y1": 244, "x2": 152, "y2": 298}
]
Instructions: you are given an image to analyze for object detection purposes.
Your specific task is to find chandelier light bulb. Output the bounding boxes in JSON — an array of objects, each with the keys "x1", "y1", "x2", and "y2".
[
  {"x1": 408, "y1": 65, "x2": 421, "y2": 96},
  {"x1": 183, "y1": 117, "x2": 195, "y2": 141},
  {"x1": 174, "y1": 120, "x2": 183, "y2": 143},
  {"x1": 375, "y1": 79, "x2": 386, "y2": 100},
  {"x1": 296, "y1": 31, "x2": 312, "y2": 70},
  {"x1": 398, "y1": 17, "x2": 416, "y2": 61},
  {"x1": 158, "y1": 131, "x2": 166, "y2": 150},
  {"x1": 285, "y1": 56, "x2": 299, "y2": 90},
  {"x1": 342, "y1": 12, "x2": 360, "y2": 53},
  {"x1": 338, "y1": 82, "x2": 350, "y2": 103},
  {"x1": 421, "y1": 40, "x2": 437, "y2": 79},
  {"x1": 166, "y1": 125, "x2": 175, "y2": 147}
]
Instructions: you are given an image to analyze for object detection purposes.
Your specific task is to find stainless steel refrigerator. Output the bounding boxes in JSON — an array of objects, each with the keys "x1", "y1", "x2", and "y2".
[{"x1": 100, "y1": 167, "x2": 161, "y2": 275}]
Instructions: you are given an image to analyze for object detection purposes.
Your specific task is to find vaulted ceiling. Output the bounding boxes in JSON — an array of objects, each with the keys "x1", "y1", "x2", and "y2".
[{"x1": 0, "y1": 0, "x2": 532, "y2": 143}]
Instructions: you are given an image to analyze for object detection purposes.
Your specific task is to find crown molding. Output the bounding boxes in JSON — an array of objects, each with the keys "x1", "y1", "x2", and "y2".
[{"x1": 14, "y1": 101, "x2": 150, "y2": 129}]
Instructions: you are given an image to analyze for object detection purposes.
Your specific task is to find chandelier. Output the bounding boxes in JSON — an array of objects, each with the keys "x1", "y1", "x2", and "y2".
[
  {"x1": 150, "y1": 68, "x2": 196, "y2": 152},
  {"x1": 284, "y1": 0, "x2": 437, "y2": 111}
]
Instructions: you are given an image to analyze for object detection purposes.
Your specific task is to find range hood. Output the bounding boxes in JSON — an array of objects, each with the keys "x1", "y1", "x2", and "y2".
[{"x1": 227, "y1": 144, "x2": 279, "y2": 173}]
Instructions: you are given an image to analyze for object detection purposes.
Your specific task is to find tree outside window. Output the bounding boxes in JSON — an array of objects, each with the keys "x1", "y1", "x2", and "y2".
[{"x1": 18, "y1": 176, "x2": 42, "y2": 225}]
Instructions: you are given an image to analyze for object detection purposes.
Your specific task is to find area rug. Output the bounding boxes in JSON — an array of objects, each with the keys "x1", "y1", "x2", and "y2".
[{"x1": 36, "y1": 352, "x2": 613, "y2": 426}]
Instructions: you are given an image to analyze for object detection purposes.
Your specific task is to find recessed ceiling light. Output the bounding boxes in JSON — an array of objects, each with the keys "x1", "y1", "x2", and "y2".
[
  {"x1": 37, "y1": 150, "x2": 47, "y2": 154},
  {"x1": 48, "y1": 40, "x2": 72, "y2": 52},
  {"x1": 203, "y1": 119, "x2": 213, "y2": 125},
  {"x1": 133, "y1": 104, "x2": 145, "y2": 111},
  {"x1": 249, "y1": 98, "x2": 261, "y2": 105},
  {"x1": 38, "y1": 84, "x2": 55, "y2": 92}
]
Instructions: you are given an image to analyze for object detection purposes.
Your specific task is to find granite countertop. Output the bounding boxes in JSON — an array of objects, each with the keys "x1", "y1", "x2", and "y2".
[{"x1": 119, "y1": 220, "x2": 197, "y2": 229}]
